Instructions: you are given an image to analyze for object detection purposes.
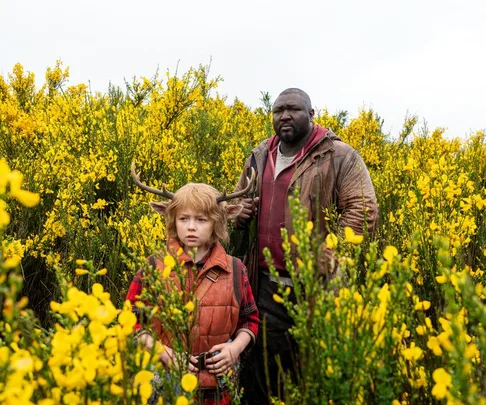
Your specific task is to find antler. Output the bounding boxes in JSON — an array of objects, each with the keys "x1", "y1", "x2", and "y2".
[
  {"x1": 131, "y1": 161, "x2": 174, "y2": 199},
  {"x1": 216, "y1": 167, "x2": 256, "y2": 203}
]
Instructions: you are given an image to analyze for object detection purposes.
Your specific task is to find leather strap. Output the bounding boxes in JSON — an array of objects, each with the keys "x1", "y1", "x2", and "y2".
[{"x1": 194, "y1": 268, "x2": 220, "y2": 301}]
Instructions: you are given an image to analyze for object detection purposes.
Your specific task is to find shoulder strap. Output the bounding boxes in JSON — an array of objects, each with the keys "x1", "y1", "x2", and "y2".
[
  {"x1": 193, "y1": 257, "x2": 241, "y2": 307},
  {"x1": 194, "y1": 268, "x2": 220, "y2": 301}
]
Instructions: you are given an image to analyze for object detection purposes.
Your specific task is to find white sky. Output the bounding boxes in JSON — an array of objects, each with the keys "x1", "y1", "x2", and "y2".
[{"x1": 2, "y1": 0, "x2": 485, "y2": 138}]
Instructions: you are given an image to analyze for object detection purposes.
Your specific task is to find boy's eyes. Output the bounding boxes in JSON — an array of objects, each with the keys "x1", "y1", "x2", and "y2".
[{"x1": 177, "y1": 216, "x2": 208, "y2": 222}]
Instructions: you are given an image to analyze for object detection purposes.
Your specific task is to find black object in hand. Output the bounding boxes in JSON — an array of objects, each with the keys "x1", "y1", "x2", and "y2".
[{"x1": 194, "y1": 350, "x2": 221, "y2": 371}]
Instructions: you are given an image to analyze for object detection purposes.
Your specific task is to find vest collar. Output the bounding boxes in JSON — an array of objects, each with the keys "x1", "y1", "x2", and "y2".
[{"x1": 167, "y1": 239, "x2": 230, "y2": 273}]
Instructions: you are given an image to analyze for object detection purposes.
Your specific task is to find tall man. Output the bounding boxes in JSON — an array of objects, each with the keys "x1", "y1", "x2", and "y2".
[{"x1": 234, "y1": 88, "x2": 378, "y2": 403}]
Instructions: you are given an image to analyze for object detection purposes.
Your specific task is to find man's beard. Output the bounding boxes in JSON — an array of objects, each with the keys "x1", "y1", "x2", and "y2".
[{"x1": 276, "y1": 123, "x2": 309, "y2": 145}]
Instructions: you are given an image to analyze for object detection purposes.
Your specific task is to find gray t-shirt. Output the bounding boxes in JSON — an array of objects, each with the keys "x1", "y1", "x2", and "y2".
[{"x1": 275, "y1": 145, "x2": 296, "y2": 179}]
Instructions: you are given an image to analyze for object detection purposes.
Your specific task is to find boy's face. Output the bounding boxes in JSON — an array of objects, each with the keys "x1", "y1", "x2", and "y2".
[{"x1": 175, "y1": 208, "x2": 214, "y2": 252}]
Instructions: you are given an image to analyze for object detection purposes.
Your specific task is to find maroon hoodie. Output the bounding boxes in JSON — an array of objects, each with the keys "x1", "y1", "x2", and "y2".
[{"x1": 257, "y1": 126, "x2": 328, "y2": 272}]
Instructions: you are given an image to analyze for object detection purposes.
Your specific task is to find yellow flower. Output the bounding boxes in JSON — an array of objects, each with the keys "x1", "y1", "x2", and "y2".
[
  {"x1": 134, "y1": 370, "x2": 154, "y2": 385},
  {"x1": 63, "y1": 392, "x2": 81, "y2": 405},
  {"x1": 344, "y1": 227, "x2": 363, "y2": 244},
  {"x1": 95, "y1": 268, "x2": 108, "y2": 276},
  {"x1": 326, "y1": 364, "x2": 334, "y2": 375},
  {"x1": 405, "y1": 283, "x2": 413, "y2": 296},
  {"x1": 140, "y1": 382, "x2": 153, "y2": 401},
  {"x1": 325, "y1": 233, "x2": 338, "y2": 250},
  {"x1": 91, "y1": 198, "x2": 108, "y2": 210},
  {"x1": 0, "y1": 347, "x2": 9, "y2": 366},
  {"x1": 176, "y1": 397, "x2": 189, "y2": 405},
  {"x1": 163, "y1": 254, "x2": 175, "y2": 279},
  {"x1": 0, "y1": 206, "x2": 10, "y2": 226},
  {"x1": 11, "y1": 189, "x2": 40, "y2": 207},
  {"x1": 383, "y1": 246, "x2": 398, "y2": 263},
  {"x1": 290, "y1": 234, "x2": 299, "y2": 245},
  {"x1": 402, "y1": 343, "x2": 423, "y2": 361},
  {"x1": 184, "y1": 301, "x2": 195, "y2": 312},
  {"x1": 414, "y1": 301, "x2": 431, "y2": 311},
  {"x1": 162, "y1": 266, "x2": 171, "y2": 279},
  {"x1": 3, "y1": 254, "x2": 21, "y2": 269},
  {"x1": 38, "y1": 400, "x2": 55, "y2": 405},
  {"x1": 164, "y1": 254, "x2": 176, "y2": 269},
  {"x1": 181, "y1": 373, "x2": 198, "y2": 392},
  {"x1": 427, "y1": 336, "x2": 443, "y2": 356},
  {"x1": 305, "y1": 221, "x2": 313, "y2": 232},
  {"x1": 118, "y1": 304, "x2": 137, "y2": 335},
  {"x1": 431, "y1": 368, "x2": 452, "y2": 399},
  {"x1": 75, "y1": 269, "x2": 89, "y2": 276},
  {"x1": 110, "y1": 384, "x2": 124, "y2": 395},
  {"x1": 435, "y1": 275, "x2": 447, "y2": 284},
  {"x1": 76, "y1": 259, "x2": 87, "y2": 265},
  {"x1": 273, "y1": 294, "x2": 284, "y2": 304}
]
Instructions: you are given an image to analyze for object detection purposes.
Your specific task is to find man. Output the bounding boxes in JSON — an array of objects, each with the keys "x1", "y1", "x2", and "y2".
[{"x1": 234, "y1": 88, "x2": 378, "y2": 403}]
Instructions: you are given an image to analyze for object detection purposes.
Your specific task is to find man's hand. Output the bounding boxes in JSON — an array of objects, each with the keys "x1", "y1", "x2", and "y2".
[{"x1": 235, "y1": 197, "x2": 259, "y2": 227}]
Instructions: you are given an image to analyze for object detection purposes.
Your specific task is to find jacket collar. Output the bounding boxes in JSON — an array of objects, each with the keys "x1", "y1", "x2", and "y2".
[{"x1": 167, "y1": 239, "x2": 230, "y2": 273}]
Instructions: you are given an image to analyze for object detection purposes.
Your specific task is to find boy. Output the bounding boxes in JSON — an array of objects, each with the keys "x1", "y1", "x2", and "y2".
[{"x1": 126, "y1": 164, "x2": 259, "y2": 404}]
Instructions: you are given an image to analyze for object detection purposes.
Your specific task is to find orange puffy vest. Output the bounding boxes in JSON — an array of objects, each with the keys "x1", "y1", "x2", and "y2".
[{"x1": 148, "y1": 241, "x2": 241, "y2": 389}]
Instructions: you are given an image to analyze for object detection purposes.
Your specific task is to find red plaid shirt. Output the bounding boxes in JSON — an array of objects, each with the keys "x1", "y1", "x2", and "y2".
[{"x1": 126, "y1": 245, "x2": 259, "y2": 342}]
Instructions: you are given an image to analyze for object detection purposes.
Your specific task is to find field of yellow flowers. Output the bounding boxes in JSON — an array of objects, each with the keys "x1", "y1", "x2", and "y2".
[{"x1": 0, "y1": 61, "x2": 485, "y2": 404}]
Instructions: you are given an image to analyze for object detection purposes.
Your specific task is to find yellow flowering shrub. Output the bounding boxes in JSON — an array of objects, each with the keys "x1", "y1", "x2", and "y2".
[{"x1": 0, "y1": 62, "x2": 485, "y2": 403}]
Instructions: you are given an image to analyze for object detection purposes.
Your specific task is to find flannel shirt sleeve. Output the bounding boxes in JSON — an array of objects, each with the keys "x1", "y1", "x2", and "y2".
[
  {"x1": 125, "y1": 270, "x2": 144, "y2": 331},
  {"x1": 235, "y1": 260, "x2": 259, "y2": 343}
]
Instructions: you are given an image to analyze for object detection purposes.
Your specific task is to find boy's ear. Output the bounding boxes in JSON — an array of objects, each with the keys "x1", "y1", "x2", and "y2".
[
  {"x1": 150, "y1": 201, "x2": 170, "y2": 216},
  {"x1": 225, "y1": 204, "x2": 243, "y2": 219}
]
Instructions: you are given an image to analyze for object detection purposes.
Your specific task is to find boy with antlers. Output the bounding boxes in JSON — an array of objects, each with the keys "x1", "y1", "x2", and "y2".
[{"x1": 126, "y1": 163, "x2": 259, "y2": 404}]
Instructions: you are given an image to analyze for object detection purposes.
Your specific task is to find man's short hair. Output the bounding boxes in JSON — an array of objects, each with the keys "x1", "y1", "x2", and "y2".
[{"x1": 278, "y1": 88, "x2": 312, "y2": 111}]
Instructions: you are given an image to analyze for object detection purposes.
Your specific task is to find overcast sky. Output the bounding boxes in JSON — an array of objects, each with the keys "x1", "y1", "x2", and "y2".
[{"x1": 2, "y1": 0, "x2": 485, "y2": 138}]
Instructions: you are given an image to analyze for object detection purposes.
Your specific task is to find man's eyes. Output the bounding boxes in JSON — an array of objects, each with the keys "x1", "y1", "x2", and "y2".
[{"x1": 273, "y1": 107, "x2": 300, "y2": 113}]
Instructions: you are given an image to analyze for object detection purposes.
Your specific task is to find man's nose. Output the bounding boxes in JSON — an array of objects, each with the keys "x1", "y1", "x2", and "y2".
[{"x1": 281, "y1": 109, "x2": 291, "y2": 120}]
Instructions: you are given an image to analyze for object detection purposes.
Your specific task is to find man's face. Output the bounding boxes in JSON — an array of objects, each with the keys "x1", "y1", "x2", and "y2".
[{"x1": 272, "y1": 93, "x2": 314, "y2": 144}]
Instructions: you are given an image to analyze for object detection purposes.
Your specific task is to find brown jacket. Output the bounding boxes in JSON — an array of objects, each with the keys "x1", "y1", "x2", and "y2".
[{"x1": 235, "y1": 126, "x2": 378, "y2": 293}]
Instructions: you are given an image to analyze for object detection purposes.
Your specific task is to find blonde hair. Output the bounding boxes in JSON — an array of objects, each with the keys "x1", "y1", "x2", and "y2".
[{"x1": 165, "y1": 183, "x2": 230, "y2": 245}]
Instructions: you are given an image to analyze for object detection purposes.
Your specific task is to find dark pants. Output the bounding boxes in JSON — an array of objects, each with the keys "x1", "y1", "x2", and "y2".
[{"x1": 241, "y1": 274, "x2": 298, "y2": 405}]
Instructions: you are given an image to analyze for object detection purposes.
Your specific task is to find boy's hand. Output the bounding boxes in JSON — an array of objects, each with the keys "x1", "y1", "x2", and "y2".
[
  {"x1": 205, "y1": 340, "x2": 246, "y2": 376},
  {"x1": 138, "y1": 332, "x2": 155, "y2": 350},
  {"x1": 160, "y1": 346, "x2": 200, "y2": 373},
  {"x1": 139, "y1": 335, "x2": 199, "y2": 373}
]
